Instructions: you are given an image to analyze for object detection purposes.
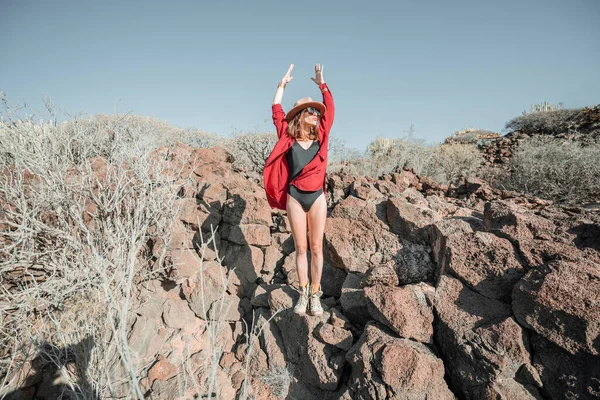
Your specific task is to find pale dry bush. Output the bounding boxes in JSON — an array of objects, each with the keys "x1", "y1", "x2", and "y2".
[
  {"x1": 341, "y1": 135, "x2": 435, "y2": 179},
  {"x1": 226, "y1": 130, "x2": 279, "y2": 173},
  {"x1": 258, "y1": 364, "x2": 293, "y2": 399},
  {"x1": 0, "y1": 98, "x2": 282, "y2": 398},
  {"x1": 481, "y1": 135, "x2": 600, "y2": 203},
  {"x1": 505, "y1": 107, "x2": 581, "y2": 135},
  {"x1": 0, "y1": 105, "x2": 189, "y2": 397},
  {"x1": 423, "y1": 143, "x2": 482, "y2": 185},
  {"x1": 338, "y1": 134, "x2": 482, "y2": 186},
  {"x1": 445, "y1": 126, "x2": 499, "y2": 144}
]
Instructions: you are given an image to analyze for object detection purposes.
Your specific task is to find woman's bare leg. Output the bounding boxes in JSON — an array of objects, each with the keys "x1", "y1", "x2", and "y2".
[
  {"x1": 307, "y1": 192, "x2": 327, "y2": 292},
  {"x1": 286, "y1": 194, "x2": 309, "y2": 286}
]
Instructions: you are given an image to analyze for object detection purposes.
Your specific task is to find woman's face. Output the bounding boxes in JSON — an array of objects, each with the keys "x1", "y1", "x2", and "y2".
[{"x1": 302, "y1": 108, "x2": 320, "y2": 127}]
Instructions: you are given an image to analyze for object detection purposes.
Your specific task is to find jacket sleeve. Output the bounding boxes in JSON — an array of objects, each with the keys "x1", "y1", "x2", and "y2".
[
  {"x1": 318, "y1": 83, "x2": 334, "y2": 139},
  {"x1": 272, "y1": 104, "x2": 288, "y2": 139}
]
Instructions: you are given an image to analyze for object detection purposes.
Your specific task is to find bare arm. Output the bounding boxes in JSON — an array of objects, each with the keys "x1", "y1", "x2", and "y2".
[
  {"x1": 272, "y1": 64, "x2": 294, "y2": 105},
  {"x1": 272, "y1": 64, "x2": 294, "y2": 138},
  {"x1": 311, "y1": 64, "x2": 335, "y2": 134}
]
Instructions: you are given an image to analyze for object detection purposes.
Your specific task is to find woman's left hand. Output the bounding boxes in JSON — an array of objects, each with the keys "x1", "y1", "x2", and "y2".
[{"x1": 310, "y1": 64, "x2": 325, "y2": 86}]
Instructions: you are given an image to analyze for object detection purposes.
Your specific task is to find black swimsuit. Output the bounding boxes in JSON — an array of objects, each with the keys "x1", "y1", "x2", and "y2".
[{"x1": 286, "y1": 140, "x2": 324, "y2": 212}]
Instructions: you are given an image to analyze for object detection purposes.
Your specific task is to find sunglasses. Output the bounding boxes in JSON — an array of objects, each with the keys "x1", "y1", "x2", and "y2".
[{"x1": 304, "y1": 107, "x2": 321, "y2": 117}]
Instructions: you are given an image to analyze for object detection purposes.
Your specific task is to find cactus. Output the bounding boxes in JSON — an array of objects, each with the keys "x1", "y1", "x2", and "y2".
[{"x1": 522, "y1": 101, "x2": 564, "y2": 115}]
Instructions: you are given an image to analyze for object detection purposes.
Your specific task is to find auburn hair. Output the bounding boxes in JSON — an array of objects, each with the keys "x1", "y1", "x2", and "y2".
[{"x1": 287, "y1": 109, "x2": 320, "y2": 141}]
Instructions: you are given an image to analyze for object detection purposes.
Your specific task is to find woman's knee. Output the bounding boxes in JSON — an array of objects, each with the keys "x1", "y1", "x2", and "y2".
[
  {"x1": 296, "y1": 244, "x2": 308, "y2": 255},
  {"x1": 309, "y1": 241, "x2": 323, "y2": 256}
]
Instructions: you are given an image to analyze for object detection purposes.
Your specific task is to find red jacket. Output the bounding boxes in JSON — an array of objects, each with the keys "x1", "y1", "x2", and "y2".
[{"x1": 263, "y1": 82, "x2": 334, "y2": 210}]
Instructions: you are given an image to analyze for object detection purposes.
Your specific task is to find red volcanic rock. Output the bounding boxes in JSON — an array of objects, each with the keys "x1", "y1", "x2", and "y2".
[
  {"x1": 177, "y1": 197, "x2": 222, "y2": 233},
  {"x1": 387, "y1": 193, "x2": 441, "y2": 245},
  {"x1": 439, "y1": 230, "x2": 525, "y2": 303},
  {"x1": 273, "y1": 308, "x2": 344, "y2": 391},
  {"x1": 255, "y1": 308, "x2": 287, "y2": 370},
  {"x1": 346, "y1": 322, "x2": 454, "y2": 399},
  {"x1": 223, "y1": 223, "x2": 271, "y2": 246},
  {"x1": 148, "y1": 359, "x2": 177, "y2": 384},
  {"x1": 430, "y1": 217, "x2": 475, "y2": 267},
  {"x1": 364, "y1": 284, "x2": 434, "y2": 344},
  {"x1": 324, "y1": 218, "x2": 377, "y2": 273},
  {"x1": 530, "y1": 333, "x2": 600, "y2": 399},
  {"x1": 434, "y1": 275, "x2": 540, "y2": 399},
  {"x1": 361, "y1": 264, "x2": 399, "y2": 287},
  {"x1": 349, "y1": 176, "x2": 387, "y2": 202},
  {"x1": 162, "y1": 298, "x2": 197, "y2": 330},
  {"x1": 340, "y1": 272, "x2": 371, "y2": 327},
  {"x1": 219, "y1": 241, "x2": 263, "y2": 298},
  {"x1": 482, "y1": 200, "x2": 555, "y2": 241},
  {"x1": 315, "y1": 322, "x2": 354, "y2": 351},
  {"x1": 391, "y1": 169, "x2": 421, "y2": 191},
  {"x1": 330, "y1": 195, "x2": 404, "y2": 270},
  {"x1": 222, "y1": 188, "x2": 272, "y2": 226},
  {"x1": 513, "y1": 259, "x2": 600, "y2": 356}
]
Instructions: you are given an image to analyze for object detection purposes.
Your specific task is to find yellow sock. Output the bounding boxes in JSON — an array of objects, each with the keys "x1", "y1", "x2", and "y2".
[
  {"x1": 299, "y1": 281, "x2": 309, "y2": 289},
  {"x1": 311, "y1": 283, "x2": 320, "y2": 294}
]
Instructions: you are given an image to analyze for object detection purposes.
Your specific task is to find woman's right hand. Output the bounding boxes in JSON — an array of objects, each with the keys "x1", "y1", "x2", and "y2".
[{"x1": 281, "y1": 64, "x2": 294, "y2": 85}]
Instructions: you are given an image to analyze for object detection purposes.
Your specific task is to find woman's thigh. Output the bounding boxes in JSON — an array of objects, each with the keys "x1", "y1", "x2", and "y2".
[
  {"x1": 307, "y1": 192, "x2": 327, "y2": 252},
  {"x1": 286, "y1": 193, "x2": 308, "y2": 251}
]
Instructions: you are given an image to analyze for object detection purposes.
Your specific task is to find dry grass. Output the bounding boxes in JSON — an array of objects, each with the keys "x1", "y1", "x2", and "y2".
[
  {"x1": 505, "y1": 107, "x2": 583, "y2": 136},
  {"x1": 258, "y1": 364, "x2": 293, "y2": 399},
  {"x1": 480, "y1": 135, "x2": 600, "y2": 203},
  {"x1": 0, "y1": 97, "x2": 282, "y2": 399}
]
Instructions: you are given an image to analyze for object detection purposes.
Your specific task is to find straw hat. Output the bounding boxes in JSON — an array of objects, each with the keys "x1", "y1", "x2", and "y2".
[{"x1": 285, "y1": 97, "x2": 326, "y2": 123}]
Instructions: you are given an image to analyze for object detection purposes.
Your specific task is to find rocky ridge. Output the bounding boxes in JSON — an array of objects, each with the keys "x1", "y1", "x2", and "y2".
[{"x1": 7, "y1": 143, "x2": 600, "y2": 399}]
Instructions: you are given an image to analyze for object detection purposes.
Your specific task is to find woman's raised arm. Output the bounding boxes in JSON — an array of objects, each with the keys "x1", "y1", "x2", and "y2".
[
  {"x1": 272, "y1": 64, "x2": 294, "y2": 105},
  {"x1": 311, "y1": 64, "x2": 334, "y2": 134},
  {"x1": 272, "y1": 64, "x2": 294, "y2": 138}
]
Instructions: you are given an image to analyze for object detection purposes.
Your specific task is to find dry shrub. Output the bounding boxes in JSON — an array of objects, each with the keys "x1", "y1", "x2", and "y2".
[
  {"x1": 505, "y1": 108, "x2": 582, "y2": 135},
  {"x1": 0, "y1": 97, "x2": 286, "y2": 398},
  {"x1": 337, "y1": 133, "x2": 481, "y2": 187},
  {"x1": 258, "y1": 364, "x2": 293, "y2": 399},
  {"x1": 422, "y1": 143, "x2": 482, "y2": 185},
  {"x1": 226, "y1": 130, "x2": 278, "y2": 173},
  {"x1": 341, "y1": 135, "x2": 435, "y2": 179},
  {"x1": 445, "y1": 126, "x2": 499, "y2": 145},
  {"x1": 0, "y1": 110, "x2": 188, "y2": 398},
  {"x1": 481, "y1": 135, "x2": 600, "y2": 203}
]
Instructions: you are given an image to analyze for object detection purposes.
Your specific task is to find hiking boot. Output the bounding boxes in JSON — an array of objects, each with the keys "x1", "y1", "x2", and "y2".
[
  {"x1": 294, "y1": 285, "x2": 310, "y2": 315},
  {"x1": 309, "y1": 288, "x2": 324, "y2": 316}
]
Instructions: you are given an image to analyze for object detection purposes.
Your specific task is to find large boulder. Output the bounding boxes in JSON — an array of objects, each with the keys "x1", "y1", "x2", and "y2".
[
  {"x1": 184, "y1": 260, "x2": 242, "y2": 321},
  {"x1": 364, "y1": 284, "x2": 434, "y2": 344},
  {"x1": 387, "y1": 189, "x2": 441, "y2": 244},
  {"x1": 272, "y1": 308, "x2": 345, "y2": 391},
  {"x1": 434, "y1": 275, "x2": 540, "y2": 399},
  {"x1": 438, "y1": 230, "x2": 525, "y2": 303},
  {"x1": 530, "y1": 333, "x2": 600, "y2": 400},
  {"x1": 324, "y1": 218, "x2": 377, "y2": 273},
  {"x1": 340, "y1": 272, "x2": 371, "y2": 327},
  {"x1": 513, "y1": 259, "x2": 600, "y2": 356},
  {"x1": 345, "y1": 321, "x2": 454, "y2": 399}
]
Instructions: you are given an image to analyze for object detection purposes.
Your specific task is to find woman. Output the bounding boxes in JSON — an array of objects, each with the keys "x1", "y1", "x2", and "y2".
[{"x1": 263, "y1": 63, "x2": 335, "y2": 316}]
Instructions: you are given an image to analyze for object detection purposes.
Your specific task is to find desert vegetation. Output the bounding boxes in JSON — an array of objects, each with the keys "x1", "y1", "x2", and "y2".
[
  {"x1": 1, "y1": 95, "x2": 599, "y2": 397},
  {"x1": 0, "y1": 97, "x2": 282, "y2": 398}
]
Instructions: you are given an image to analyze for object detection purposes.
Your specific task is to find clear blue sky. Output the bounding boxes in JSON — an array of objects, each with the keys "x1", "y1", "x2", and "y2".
[{"x1": 1, "y1": 0, "x2": 599, "y2": 152}]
